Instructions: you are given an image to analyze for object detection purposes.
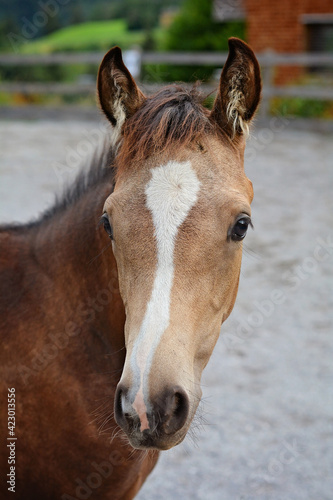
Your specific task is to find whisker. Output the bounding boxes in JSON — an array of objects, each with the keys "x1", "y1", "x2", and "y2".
[
  {"x1": 89, "y1": 240, "x2": 112, "y2": 265},
  {"x1": 243, "y1": 244, "x2": 263, "y2": 260},
  {"x1": 106, "y1": 346, "x2": 126, "y2": 357}
]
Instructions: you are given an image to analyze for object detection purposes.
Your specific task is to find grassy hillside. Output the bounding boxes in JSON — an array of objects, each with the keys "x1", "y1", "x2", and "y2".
[{"x1": 21, "y1": 19, "x2": 163, "y2": 53}]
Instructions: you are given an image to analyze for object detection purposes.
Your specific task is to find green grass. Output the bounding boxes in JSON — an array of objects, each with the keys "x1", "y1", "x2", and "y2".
[
  {"x1": 271, "y1": 97, "x2": 333, "y2": 119},
  {"x1": 21, "y1": 20, "x2": 150, "y2": 53}
]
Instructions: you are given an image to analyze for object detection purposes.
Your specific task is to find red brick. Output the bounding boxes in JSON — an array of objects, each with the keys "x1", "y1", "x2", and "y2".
[{"x1": 245, "y1": 0, "x2": 333, "y2": 83}]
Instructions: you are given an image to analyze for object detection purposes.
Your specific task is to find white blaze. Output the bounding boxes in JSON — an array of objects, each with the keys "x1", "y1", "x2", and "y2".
[{"x1": 130, "y1": 160, "x2": 200, "y2": 429}]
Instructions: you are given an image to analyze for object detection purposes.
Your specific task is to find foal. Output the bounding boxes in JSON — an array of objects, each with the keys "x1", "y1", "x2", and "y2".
[{"x1": 0, "y1": 38, "x2": 261, "y2": 499}]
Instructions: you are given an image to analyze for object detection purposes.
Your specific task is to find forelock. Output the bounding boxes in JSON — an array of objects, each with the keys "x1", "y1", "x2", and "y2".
[{"x1": 115, "y1": 86, "x2": 213, "y2": 177}]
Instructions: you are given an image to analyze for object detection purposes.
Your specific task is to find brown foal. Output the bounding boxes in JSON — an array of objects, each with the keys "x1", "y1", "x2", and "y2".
[{"x1": 0, "y1": 38, "x2": 261, "y2": 499}]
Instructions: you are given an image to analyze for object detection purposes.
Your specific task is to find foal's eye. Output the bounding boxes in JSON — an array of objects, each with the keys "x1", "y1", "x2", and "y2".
[
  {"x1": 100, "y1": 213, "x2": 113, "y2": 239},
  {"x1": 230, "y1": 215, "x2": 252, "y2": 241}
]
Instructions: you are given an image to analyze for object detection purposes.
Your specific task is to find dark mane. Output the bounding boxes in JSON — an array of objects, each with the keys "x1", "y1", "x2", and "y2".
[
  {"x1": 116, "y1": 85, "x2": 214, "y2": 176},
  {"x1": 0, "y1": 147, "x2": 115, "y2": 233}
]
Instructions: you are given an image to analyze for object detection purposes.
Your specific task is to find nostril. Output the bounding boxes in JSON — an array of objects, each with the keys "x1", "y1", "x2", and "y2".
[
  {"x1": 115, "y1": 387, "x2": 122, "y2": 415},
  {"x1": 173, "y1": 391, "x2": 186, "y2": 419},
  {"x1": 114, "y1": 384, "x2": 128, "y2": 429},
  {"x1": 163, "y1": 387, "x2": 189, "y2": 435}
]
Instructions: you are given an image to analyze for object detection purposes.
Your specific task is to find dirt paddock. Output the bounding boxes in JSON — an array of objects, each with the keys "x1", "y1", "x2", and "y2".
[{"x1": 0, "y1": 118, "x2": 332, "y2": 499}]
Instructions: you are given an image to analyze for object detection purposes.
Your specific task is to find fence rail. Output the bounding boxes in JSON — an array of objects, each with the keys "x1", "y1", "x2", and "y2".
[
  {"x1": 1, "y1": 50, "x2": 333, "y2": 118},
  {"x1": 1, "y1": 51, "x2": 333, "y2": 66}
]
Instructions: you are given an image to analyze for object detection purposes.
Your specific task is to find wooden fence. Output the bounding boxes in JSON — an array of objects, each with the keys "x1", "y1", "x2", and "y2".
[{"x1": 0, "y1": 50, "x2": 333, "y2": 118}]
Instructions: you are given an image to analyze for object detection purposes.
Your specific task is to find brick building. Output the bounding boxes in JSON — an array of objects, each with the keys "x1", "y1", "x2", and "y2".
[{"x1": 214, "y1": 0, "x2": 333, "y2": 82}]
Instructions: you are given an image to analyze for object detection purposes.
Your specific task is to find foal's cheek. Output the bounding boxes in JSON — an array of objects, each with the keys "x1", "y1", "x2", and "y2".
[
  {"x1": 205, "y1": 249, "x2": 243, "y2": 322},
  {"x1": 221, "y1": 259, "x2": 243, "y2": 321},
  {"x1": 198, "y1": 325, "x2": 221, "y2": 362}
]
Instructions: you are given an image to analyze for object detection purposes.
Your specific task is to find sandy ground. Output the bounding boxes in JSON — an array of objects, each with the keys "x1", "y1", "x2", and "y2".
[{"x1": 0, "y1": 118, "x2": 332, "y2": 500}]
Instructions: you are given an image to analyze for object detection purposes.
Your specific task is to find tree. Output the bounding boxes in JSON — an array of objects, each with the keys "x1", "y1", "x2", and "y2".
[
  {"x1": 159, "y1": 0, "x2": 245, "y2": 81},
  {"x1": 165, "y1": 0, "x2": 245, "y2": 51}
]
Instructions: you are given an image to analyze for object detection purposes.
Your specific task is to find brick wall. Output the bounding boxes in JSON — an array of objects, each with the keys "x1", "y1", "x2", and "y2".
[{"x1": 245, "y1": 0, "x2": 333, "y2": 83}]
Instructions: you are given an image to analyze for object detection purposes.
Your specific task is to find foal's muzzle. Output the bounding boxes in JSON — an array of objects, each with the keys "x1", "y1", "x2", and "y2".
[{"x1": 114, "y1": 384, "x2": 190, "y2": 450}]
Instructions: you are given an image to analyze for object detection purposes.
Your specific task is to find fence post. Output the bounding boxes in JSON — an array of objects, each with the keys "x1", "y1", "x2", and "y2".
[
  {"x1": 123, "y1": 48, "x2": 142, "y2": 81},
  {"x1": 259, "y1": 49, "x2": 275, "y2": 120}
]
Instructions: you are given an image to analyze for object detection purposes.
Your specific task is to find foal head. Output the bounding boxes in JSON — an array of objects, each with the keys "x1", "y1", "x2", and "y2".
[{"x1": 98, "y1": 38, "x2": 261, "y2": 450}]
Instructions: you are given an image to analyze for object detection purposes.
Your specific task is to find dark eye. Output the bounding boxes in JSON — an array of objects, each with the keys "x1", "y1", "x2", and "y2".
[
  {"x1": 100, "y1": 213, "x2": 113, "y2": 239},
  {"x1": 230, "y1": 215, "x2": 252, "y2": 241}
]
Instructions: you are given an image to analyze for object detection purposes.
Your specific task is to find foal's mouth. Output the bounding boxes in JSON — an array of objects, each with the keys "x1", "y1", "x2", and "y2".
[
  {"x1": 127, "y1": 426, "x2": 188, "y2": 451},
  {"x1": 117, "y1": 407, "x2": 190, "y2": 451}
]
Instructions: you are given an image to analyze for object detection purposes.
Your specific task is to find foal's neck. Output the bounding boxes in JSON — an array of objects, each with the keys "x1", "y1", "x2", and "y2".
[{"x1": 32, "y1": 171, "x2": 126, "y2": 358}]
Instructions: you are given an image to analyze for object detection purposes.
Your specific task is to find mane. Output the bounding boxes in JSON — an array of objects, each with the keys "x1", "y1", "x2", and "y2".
[
  {"x1": 50, "y1": 146, "x2": 115, "y2": 220},
  {"x1": 0, "y1": 146, "x2": 115, "y2": 233},
  {"x1": 116, "y1": 85, "x2": 214, "y2": 176}
]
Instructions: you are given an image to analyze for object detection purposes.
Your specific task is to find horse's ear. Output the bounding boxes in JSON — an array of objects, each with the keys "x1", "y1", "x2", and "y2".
[
  {"x1": 97, "y1": 46, "x2": 146, "y2": 129},
  {"x1": 211, "y1": 38, "x2": 261, "y2": 139}
]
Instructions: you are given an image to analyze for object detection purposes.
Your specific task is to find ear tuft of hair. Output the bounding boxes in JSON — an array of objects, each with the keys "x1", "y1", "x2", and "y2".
[
  {"x1": 211, "y1": 38, "x2": 262, "y2": 140},
  {"x1": 226, "y1": 75, "x2": 250, "y2": 137}
]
